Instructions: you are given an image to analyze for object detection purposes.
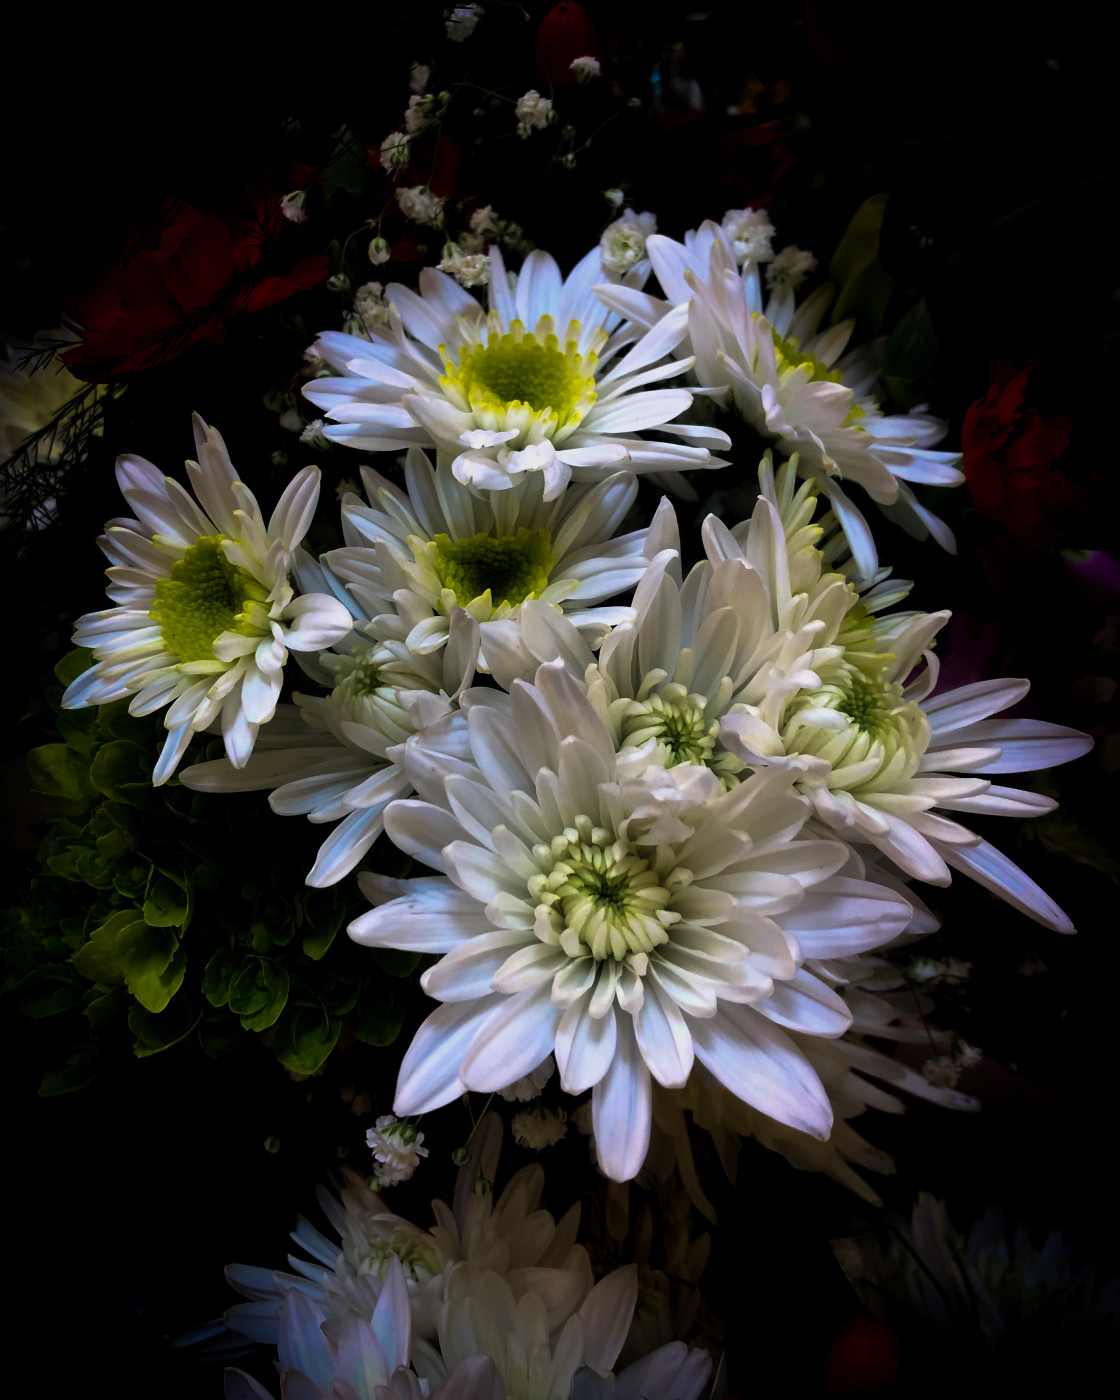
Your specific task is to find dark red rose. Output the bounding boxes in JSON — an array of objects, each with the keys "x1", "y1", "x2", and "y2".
[
  {"x1": 961, "y1": 361, "x2": 1099, "y2": 550},
  {"x1": 535, "y1": 3, "x2": 601, "y2": 88},
  {"x1": 62, "y1": 191, "x2": 328, "y2": 381},
  {"x1": 821, "y1": 1317, "x2": 901, "y2": 1396}
]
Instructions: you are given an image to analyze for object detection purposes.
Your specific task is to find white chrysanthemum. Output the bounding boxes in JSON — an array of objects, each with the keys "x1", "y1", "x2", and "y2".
[
  {"x1": 350, "y1": 657, "x2": 914, "y2": 1182},
  {"x1": 61, "y1": 416, "x2": 352, "y2": 784},
  {"x1": 225, "y1": 1118, "x2": 594, "y2": 1352},
  {"x1": 598, "y1": 219, "x2": 965, "y2": 576},
  {"x1": 367, "y1": 1115, "x2": 430, "y2": 1186},
  {"x1": 713, "y1": 461, "x2": 1092, "y2": 930},
  {"x1": 182, "y1": 554, "x2": 478, "y2": 886},
  {"x1": 325, "y1": 447, "x2": 656, "y2": 669},
  {"x1": 303, "y1": 248, "x2": 729, "y2": 500}
]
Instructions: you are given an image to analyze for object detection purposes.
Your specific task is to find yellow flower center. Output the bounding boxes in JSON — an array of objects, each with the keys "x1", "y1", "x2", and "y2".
[
  {"x1": 440, "y1": 316, "x2": 602, "y2": 439},
  {"x1": 433, "y1": 527, "x2": 554, "y2": 608},
  {"x1": 149, "y1": 535, "x2": 262, "y2": 663}
]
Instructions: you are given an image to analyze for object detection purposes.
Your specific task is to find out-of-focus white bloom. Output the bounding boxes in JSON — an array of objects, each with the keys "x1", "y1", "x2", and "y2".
[
  {"x1": 305, "y1": 246, "x2": 728, "y2": 499},
  {"x1": 446, "y1": 3, "x2": 482, "y2": 41},
  {"x1": 571, "y1": 55, "x2": 602, "y2": 82},
  {"x1": 225, "y1": 1116, "x2": 595, "y2": 1352},
  {"x1": 512, "y1": 1104, "x2": 568, "y2": 1150},
  {"x1": 922, "y1": 1054, "x2": 961, "y2": 1088},
  {"x1": 600, "y1": 209, "x2": 657, "y2": 276},
  {"x1": 720, "y1": 206, "x2": 775, "y2": 265},
  {"x1": 604, "y1": 188, "x2": 626, "y2": 209},
  {"x1": 438, "y1": 242, "x2": 491, "y2": 288},
  {"x1": 765, "y1": 244, "x2": 817, "y2": 291},
  {"x1": 347, "y1": 281, "x2": 390, "y2": 338},
  {"x1": 498, "y1": 1054, "x2": 555, "y2": 1102},
  {"x1": 410, "y1": 62, "x2": 431, "y2": 93},
  {"x1": 299, "y1": 418, "x2": 331, "y2": 450},
  {"x1": 909, "y1": 955, "x2": 971, "y2": 983},
  {"x1": 279, "y1": 190, "x2": 308, "y2": 224},
  {"x1": 516, "y1": 90, "x2": 554, "y2": 134},
  {"x1": 367, "y1": 1114, "x2": 430, "y2": 1186},
  {"x1": 405, "y1": 94, "x2": 435, "y2": 134},
  {"x1": 380, "y1": 131, "x2": 411, "y2": 172},
  {"x1": 62, "y1": 417, "x2": 352, "y2": 785},
  {"x1": 397, "y1": 185, "x2": 445, "y2": 227}
]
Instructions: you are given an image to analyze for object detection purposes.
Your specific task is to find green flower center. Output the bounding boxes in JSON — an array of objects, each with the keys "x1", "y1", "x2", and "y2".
[
  {"x1": 333, "y1": 649, "x2": 383, "y2": 703},
  {"x1": 529, "y1": 815, "x2": 680, "y2": 963},
  {"x1": 620, "y1": 685, "x2": 744, "y2": 784},
  {"x1": 440, "y1": 317, "x2": 599, "y2": 433},
  {"x1": 149, "y1": 535, "x2": 259, "y2": 663},
  {"x1": 771, "y1": 327, "x2": 845, "y2": 386},
  {"x1": 836, "y1": 672, "x2": 894, "y2": 735},
  {"x1": 434, "y1": 527, "x2": 554, "y2": 608}
]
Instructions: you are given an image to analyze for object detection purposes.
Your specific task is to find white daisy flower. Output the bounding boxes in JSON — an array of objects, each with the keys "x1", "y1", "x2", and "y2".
[
  {"x1": 324, "y1": 447, "x2": 656, "y2": 669},
  {"x1": 712, "y1": 459, "x2": 1092, "y2": 930},
  {"x1": 181, "y1": 553, "x2": 479, "y2": 886},
  {"x1": 350, "y1": 658, "x2": 914, "y2": 1182},
  {"x1": 225, "y1": 1115, "x2": 594, "y2": 1351},
  {"x1": 61, "y1": 416, "x2": 352, "y2": 784},
  {"x1": 598, "y1": 219, "x2": 965, "y2": 576},
  {"x1": 303, "y1": 247, "x2": 729, "y2": 501}
]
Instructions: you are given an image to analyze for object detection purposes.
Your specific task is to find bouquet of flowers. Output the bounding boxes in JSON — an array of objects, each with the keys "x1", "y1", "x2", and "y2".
[{"x1": 4, "y1": 5, "x2": 1117, "y2": 1396}]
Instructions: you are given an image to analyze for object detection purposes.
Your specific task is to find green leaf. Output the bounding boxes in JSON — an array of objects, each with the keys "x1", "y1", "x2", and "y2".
[
  {"x1": 143, "y1": 876, "x2": 189, "y2": 928},
  {"x1": 13, "y1": 968, "x2": 83, "y2": 1018},
  {"x1": 98, "y1": 703, "x2": 158, "y2": 744},
  {"x1": 350, "y1": 983, "x2": 404, "y2": 1046},
  {"x1": 322, "y1": 128, "x2": 370, "y2": 208},
  {"x1": 40, "y1": 1048, "x2": 101, "y2": 1096},
  {"x1": 90, "y1": 740, "x2": 152, "y2": 802},
  {"x1": 202, "y1": 948, "x2": 238, "y2": 1008},
  {"x1": 883, "y1": 298, "x2": 938, "y2": 409},
  {"x1": 827, "y1": 194, "x2": 895, "y2": 332},
  {"x1": 302, "y1": 889, "x2": 345, "y2": 960},
  {"x1": 53, "y1": 648, "x2": 95, "y2": 689},
  {"x1": 274, "y1": 1004, "x2": 341, "y2": 1074},
  {"x1": 371, "y1": 948, "x2": 422, "y2": 978},
  {"x1": 71, "y1": 910, "x2": 183, "y2": 1012},
  {"x1": 228, "y1": 959, "x2": 290, "y2": 1031},
  {"x1": 84, "y1": 982, "x2": 127, "y2": 1029},
  {"x1": 26, "y1": 744, "x2": 86, "y2": 802},
  {"x1": 130, "y1": 996, "x2": 202, "y2": 1057}
]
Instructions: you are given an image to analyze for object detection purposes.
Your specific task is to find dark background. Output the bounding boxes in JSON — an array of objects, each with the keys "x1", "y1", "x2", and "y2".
[{"x1": 4, "y1": 4, "x2": 1118, "y2": 1395}]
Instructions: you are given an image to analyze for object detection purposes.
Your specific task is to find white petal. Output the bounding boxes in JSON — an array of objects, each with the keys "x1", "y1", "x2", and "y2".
[
  {"x1": 394, "y1": 996, "x2": 503, "y2": 1113},
  {"x1": 591, "y1": 1018, "x2": 652, "y2": 1182}
]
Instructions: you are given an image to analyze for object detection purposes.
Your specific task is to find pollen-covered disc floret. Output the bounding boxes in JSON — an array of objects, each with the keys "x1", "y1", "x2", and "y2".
[
  {"x1": 597, "y1": 216, "x2": 965, "y2": 576},
  {"x1": 60, "y1": 416, "x2": 352, "y2": 784},
  {"x1": 349, "y1": 657, "x2": 915, "y2": 1183},
  {"x1": 324, "y1": 447, "x2": 658, "y2": 671},
  {"x1": 303, "y1": 245, "x2": 729, "y2": 500},
  {"x1": 182, "y1": 554, "x2": 479, "y2": 887}
]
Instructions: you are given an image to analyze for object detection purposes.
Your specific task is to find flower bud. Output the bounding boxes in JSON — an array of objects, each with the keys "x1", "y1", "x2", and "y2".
[{"x1": 368, "y1": 237, "x2": 390, "y2": 265}]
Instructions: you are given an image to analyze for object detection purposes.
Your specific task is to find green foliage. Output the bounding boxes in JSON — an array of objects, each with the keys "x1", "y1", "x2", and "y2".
[
  {"x1": 3, "y1": 652, "x2": 415, "y2": 1094},
  {"x1": 883, "y1": 299, "x2": 939, "y2": 410},
  {"x1": 827, "y1": 195, "x2": 895, "y2": 333}
]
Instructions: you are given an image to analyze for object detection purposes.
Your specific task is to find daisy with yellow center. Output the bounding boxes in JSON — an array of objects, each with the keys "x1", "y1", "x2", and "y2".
[
  {"x1": 324, "y1": 447, "x2": 660, "y2": 671},
  {"x1": 61, "y1": 416, "x2": 352, "y2": 783},
  {"x1": 304, "y1": 246, "x2": 729, "y2": 501}
]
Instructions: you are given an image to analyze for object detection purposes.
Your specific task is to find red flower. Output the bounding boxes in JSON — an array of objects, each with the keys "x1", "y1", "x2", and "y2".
[
  {"x1": 821, "y1": 1317, "x2": 901, "y2": 1396},
  {"x1": 535, "y1": 3, "x2": 602, "y2": 88},
  {"x1": 961, "y1": 361, "x2": 1097, "y2": 550},
  {"x1": 62, "y1": 191, "x2": 329, "y2": 381}
]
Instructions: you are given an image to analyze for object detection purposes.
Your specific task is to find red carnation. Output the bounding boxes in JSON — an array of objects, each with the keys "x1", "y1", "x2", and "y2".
[
  {"x1": 535, "y1": 2, "x2": 602, "y2": 89},
  {"x1": 62, "y1": 191, "x2": 329, "y2": 382},
  {"x1": 960, "y1": 361, "x2": 1105, "y2": 550}
]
